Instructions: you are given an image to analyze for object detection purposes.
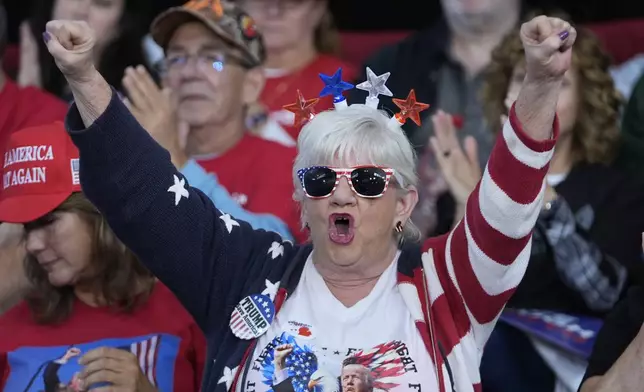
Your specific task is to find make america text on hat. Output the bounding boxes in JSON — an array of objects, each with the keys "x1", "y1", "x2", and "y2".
[{"x1": 3, "y1": 145, "x2": 55, "y2": 189}]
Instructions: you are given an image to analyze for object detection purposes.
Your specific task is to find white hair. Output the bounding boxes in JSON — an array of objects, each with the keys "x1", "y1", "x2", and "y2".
[{"x1": 292, "y1": 104, "x2": 421, "y2": 243}]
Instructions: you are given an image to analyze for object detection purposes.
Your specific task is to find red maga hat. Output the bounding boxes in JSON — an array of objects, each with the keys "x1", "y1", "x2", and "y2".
[{"x1": 0, "y1": 122, "x2": 81, "y2": 223}]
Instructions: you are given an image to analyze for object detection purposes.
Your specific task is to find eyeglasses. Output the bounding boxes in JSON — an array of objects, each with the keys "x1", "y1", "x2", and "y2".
[
  {"x1": 158, "y1": 52, "x2": 249, "y2": 74},
  {"x1": 297, "y1": 166, "x2": 395, "y2": 199}
]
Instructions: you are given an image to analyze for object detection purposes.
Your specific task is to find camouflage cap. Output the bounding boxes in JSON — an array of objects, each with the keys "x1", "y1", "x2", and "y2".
[{"x1": 151, "y1": 0, "x2": 265, "y2": 67}]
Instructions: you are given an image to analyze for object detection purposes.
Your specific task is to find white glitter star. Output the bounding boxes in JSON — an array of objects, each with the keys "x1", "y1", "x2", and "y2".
[{"x1": 356, "y1": 67, "x2": 393, "y2": 99}]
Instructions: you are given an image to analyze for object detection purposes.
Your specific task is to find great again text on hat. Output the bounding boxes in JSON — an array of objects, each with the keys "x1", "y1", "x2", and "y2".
[{"x1": 3, "y1": 145, "x2": 54, "y2": 190}]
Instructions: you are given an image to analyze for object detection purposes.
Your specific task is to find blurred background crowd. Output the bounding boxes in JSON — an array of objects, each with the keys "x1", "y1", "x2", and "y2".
[{"x1": 2, "y1": 0, "x2": 644, "y2": 391}]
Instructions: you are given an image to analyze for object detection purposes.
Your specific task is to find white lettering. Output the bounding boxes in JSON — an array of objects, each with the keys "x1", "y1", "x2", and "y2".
[
  {"x1": 2, "y1": 167, "x2": 47, "y2": 189},
  {"x1": 3, "y1": 145, "x2": 54, "y2": 168}
]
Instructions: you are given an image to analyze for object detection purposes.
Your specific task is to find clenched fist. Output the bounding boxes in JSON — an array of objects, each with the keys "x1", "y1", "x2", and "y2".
[
  {"x1": 43, "y1": 20, "x2": 96, "y2": 82},
  {"x1": 521, "y1": 16, "x2": 577, "y2": 83}
]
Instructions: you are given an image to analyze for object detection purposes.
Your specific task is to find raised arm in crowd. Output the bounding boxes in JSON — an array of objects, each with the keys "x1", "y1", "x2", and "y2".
[{"x1": 42, "y1": 12, "x2": 573, "y2": 392}]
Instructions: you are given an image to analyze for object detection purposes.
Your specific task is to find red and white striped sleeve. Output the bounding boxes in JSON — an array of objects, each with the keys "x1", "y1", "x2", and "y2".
[{"x1": 444, "y1": 103, "x2": 559, "y2": 350}]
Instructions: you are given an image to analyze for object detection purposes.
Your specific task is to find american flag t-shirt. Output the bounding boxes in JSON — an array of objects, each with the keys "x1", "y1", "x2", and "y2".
[
  {"x1": 124, "y1": 335, "x2": 160, "y2": 386},
  {"x1": 237, "y1": 255, "x2": 438, "y2": 392}
]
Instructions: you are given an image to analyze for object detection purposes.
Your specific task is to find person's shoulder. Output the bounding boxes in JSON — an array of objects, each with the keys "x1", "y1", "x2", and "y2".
[
  {"x1": 245, "y1": 134, "x2": 297, "y2": 160},
  {"x1": 17, "y1": 85, "x2": 68, "y2": 109},
  {"x1": 16, "y1": 85, "x2": 69, "y2": 121},
  {"x1": 620, "y1": 286, "x2": 644, "y2": 324},
  {"x1": 147, "y1": 282, "x2": 196, "y2": 320},
  {"x1": 607, "y1": 164, "x2": 644, "y2": 206},
  {"x1": 599, "y1": 285, "x2": 644, "y2": 336},
  {"x1": 363, "y1": 22, "x2": 448, "y2": 67},
  {"x1": 0, "y1": 301, "x2": 31, "y2": 327},
  {"x1": 569, "y1": 162, "x2": 644, "y2": 198},
  {"x1": 150, "y1": 281, "x2": 183, "y2": 304}
]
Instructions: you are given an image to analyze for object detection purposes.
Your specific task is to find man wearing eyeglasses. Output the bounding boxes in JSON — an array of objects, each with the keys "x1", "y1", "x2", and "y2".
[{"x1": 124, "y1": 0, "x2": 303, "y2": 242}]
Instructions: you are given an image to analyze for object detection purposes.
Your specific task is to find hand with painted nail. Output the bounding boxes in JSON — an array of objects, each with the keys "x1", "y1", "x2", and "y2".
[
  {"x1": 42, "y1": 20, "x2": 96, "y2": 82},
  {"x1": 520, "y1": 16, "x2": 577, "y2": 82},
  {"x1": 77, "y1": 347, "x2": 156, "y2": 392}
]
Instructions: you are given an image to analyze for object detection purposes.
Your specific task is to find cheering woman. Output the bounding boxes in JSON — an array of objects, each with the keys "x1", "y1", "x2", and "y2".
[{"x1": 42, "y1": 14, "x2": 574, "y2": 392}]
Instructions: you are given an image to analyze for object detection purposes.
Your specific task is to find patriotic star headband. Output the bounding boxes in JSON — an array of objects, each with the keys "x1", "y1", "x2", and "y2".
[{"x1": 283, "y1": 67, "x2": 431, "y2": 130}]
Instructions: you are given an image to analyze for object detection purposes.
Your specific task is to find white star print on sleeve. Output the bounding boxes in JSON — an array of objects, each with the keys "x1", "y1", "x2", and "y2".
[
  {"x1": 261, "y1": 279, "x2": 280, "y2": 301},
  {"x1": 267, "y1": 241, "x2": 284, "y2": 259},
  {"x1": 167, "y1": 174, "x2": 190, "y2": 206},
  {"x1": 219, "y1": 214, "x2": 240, "y2": 233},
  {"x1": 218, "y1": 365, "x2": 238, "y2": 390}
]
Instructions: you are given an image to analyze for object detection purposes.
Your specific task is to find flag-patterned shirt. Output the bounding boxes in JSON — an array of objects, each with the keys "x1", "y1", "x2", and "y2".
[{"x1": 0, "y1": 283, "x2": 206, "y2": 391}]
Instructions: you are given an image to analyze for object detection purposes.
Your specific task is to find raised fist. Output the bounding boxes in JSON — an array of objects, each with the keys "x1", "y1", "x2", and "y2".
[
  {"x1": 520, "y1": 15, "x2": 577, "y2": 82},
  {"x1": 43, "y1": 20, "x2": 96, "y2": 82}
]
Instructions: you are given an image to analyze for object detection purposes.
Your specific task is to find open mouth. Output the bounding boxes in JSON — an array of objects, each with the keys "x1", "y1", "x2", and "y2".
[{"x1": 328, "y1": 213, "x2": 355, "y2": 244}]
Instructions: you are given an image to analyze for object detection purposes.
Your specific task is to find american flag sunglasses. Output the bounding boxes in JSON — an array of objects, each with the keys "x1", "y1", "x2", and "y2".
[{"x1": 297, "y1": 166, "x2": 395, "y2": 199}]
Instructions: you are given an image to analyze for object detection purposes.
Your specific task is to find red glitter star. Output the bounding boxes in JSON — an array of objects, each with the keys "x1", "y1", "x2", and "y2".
[
  {"x1": 392, "y1": 89, "x2": 430, "y2": 126},
  {"x1": 283, "y1": 90, "x2": 320, "y2": 126}
]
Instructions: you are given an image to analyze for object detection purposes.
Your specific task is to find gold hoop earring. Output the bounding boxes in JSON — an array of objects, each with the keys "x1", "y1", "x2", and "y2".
[{"x1": 394, "y1": 221, "x2": 404, "y2": 233}]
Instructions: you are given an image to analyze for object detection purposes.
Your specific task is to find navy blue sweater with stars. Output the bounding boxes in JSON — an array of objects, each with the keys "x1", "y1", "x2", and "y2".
[
  {"x1": 65, "y1": 90, "x2": 317, "y2": 392},
  {"x1": 65, "y1": 88, "x2": 557, "y2": 392}
]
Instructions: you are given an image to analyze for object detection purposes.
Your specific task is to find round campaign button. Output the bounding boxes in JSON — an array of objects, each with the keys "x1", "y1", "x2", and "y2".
[{"x1": 230, "y1": 294, "x2": 275, "y2": 340}]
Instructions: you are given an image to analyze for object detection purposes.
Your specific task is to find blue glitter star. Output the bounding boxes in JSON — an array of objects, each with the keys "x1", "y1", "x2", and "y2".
[{"x1": 319, "y1": 68, "x2": 354, "y2": 101}]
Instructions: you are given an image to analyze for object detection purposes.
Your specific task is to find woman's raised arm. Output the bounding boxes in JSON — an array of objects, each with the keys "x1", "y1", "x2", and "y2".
[{"x1": 42, "y1": 20, "x2": 292, "y2": 333}]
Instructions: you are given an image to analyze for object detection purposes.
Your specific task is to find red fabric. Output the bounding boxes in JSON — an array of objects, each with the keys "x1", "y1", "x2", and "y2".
[
  {"x1": 197, "y1": 134, "x2": 306, "y2": 242},
  {"x1": 0, "y1": 283, "x2": 206, "y2": 391},
  {"x1": 0, "y1": 122, "x2": 81, "y2": 223},
  {"x1": 586, "y1": 18, "x2": 644, "y2": 64},
  {"x1": 260, "y1": 54, "x2": 357, "y2": 140},
  {"x1": 1, "y1": 46, "x2": 19, "y2": 77},
  {"x1": 0, "y1": 77, "x2": 68, "y2": 145}
]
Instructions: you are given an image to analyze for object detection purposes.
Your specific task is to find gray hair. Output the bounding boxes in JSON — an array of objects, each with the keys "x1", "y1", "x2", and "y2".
[{"x1": 292, "y1": 104, "x2": 421, "y2": 243}]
